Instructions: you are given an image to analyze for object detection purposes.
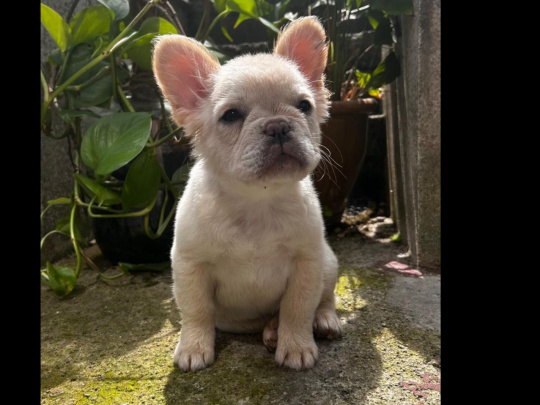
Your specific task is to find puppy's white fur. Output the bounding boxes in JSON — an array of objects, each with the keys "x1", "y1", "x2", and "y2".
[{"x1": 153, "y1": 17, "x2": 342, "y2": 372}]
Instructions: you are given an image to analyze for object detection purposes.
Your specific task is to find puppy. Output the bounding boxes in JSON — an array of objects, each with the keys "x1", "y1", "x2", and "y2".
[{"x1": 152, "y1": 17, "x2": 342, "y2": 372}]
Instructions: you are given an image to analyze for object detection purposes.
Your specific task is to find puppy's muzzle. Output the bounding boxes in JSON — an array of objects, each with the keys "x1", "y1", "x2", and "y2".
[{"x1": 263, "y1": 119, "x2": 291, "y2": 146}]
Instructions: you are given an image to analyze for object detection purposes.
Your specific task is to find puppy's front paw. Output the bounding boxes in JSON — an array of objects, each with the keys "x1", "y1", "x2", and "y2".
[
  {"x1": 275, "y1": 332, "x2": 318, "y2": 371},
  {"x1": 313, "y1": 309, "x2": 342, "y2": 339},
  {"x1": 173, "y1": 336, "x2": 214, "y2": 372}
]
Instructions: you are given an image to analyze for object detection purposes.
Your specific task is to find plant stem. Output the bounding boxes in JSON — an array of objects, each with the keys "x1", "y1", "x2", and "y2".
[
  {"x1": 195, "y1": 0, "x2": 211, "y2": 41},
  {"x1": 145, "y1": 126, "x2": 182, "y2": 148},
  {"x1": 41, "y1": 70, "x2": 49, "y2": 103},
  {"x1": 144, "y1": 198, "x2": 177, "y2": 239},
  {"x1": 157, "y1": 91, "x2": 174, "y2": 133},
  {"x1": 40, "y1": 230, "x2": 68, "y2": 250},
  {"x1": 157, "y1": 1, "x2": 186, "y2": 35},
  {"x1": 117, "y1": 85, "x2": 136, "y2": 112},
  {"x1": 41, "y1": 0, "x2": 161, "y2": 127},
  {"x1": 66, "y1": 65, "x2": 111, "y2": 92},
  {"x1": 110, "y1": 54, "x2": 118, "y2": 102},
  {"x1": 159, "y1": 164, "x2": 179, "y2": 199},
  {"x1": 86, "y1": 197, "x2": 157, "y2": 218},
  {"x1": 198, "y1": 10, "x2": 228, "y2": 42},
  {"x1": 69, "y1": 203, "x2": 83, "y2": 277},
  {"x1": 78, "y1": 248, "x2": 125, "y2": 280}
]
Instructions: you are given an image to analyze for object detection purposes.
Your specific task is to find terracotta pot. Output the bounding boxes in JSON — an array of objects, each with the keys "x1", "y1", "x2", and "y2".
[{"x1": 314, "y1": 99, "x2": 378, "y2": 228}]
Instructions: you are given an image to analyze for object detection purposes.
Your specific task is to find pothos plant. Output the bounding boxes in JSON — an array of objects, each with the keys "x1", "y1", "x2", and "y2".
[
  {"x1": 309, "y1": 0, "x2": 413, "y2": 101},
  {"x1": 40, "y1": 0, "x2": 290, "y2": 297}
]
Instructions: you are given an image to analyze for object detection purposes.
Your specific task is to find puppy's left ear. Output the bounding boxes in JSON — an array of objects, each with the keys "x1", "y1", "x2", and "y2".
[{"x1": 274, "y1": 17, "x2": 328, "y2": 88}]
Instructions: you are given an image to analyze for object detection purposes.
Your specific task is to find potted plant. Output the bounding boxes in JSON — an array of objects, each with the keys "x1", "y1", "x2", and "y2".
[
  {"x1": 308, "y1": 0, "x2": 413, "y2": 227},
  {"x1": 40, "y1": 0, "x2": 290, "y2": 297}
]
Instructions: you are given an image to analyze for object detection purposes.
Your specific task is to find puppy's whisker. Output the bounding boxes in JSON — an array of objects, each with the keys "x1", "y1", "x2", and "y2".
[
  {"x1": 316, "y1": 145, "x2": 345, "y2": 189},
  {"x1": 320, "y1": 133, "x2": 345, "y2": 165}
]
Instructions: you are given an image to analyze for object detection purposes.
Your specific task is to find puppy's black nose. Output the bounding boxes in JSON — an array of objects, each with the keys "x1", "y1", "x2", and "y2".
[{"x1": 263, "y1": 120, "x2": 291, "y2": 139}]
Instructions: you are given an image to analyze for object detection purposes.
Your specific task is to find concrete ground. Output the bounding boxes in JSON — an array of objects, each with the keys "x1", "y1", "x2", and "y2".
[{"x1": 41, "y1": 225, "x2": 440, "y2": 404}]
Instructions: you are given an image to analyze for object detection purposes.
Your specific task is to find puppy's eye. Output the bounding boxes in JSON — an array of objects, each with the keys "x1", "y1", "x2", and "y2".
[
  {"x1": 297, "y1": 100, "x2": 311, "y2": 114},
  {"x1": 221, "y1": 109, "x2": 243, "y2": 123}
]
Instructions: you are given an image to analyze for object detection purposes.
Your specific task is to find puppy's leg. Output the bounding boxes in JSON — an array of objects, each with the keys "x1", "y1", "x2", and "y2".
[
  {"x1": 263, "y1": 314, "x2": 279, "y2": 353},
  {"x1": 314, "y1": 241, "x2": 342, "y2": 339},
  {"x1": 172, "y1": 260, "x2": 215, "y2": 372},
  {"x1": 275, "y1": 253, "x2": 322, "y2": 370}
]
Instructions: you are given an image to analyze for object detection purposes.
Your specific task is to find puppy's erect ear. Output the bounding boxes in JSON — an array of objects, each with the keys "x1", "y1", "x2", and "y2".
[
  {"x1": 274, "y1": 17, "x2": 328, "y2": 87},
  {"x1": 152, "y1": 35, "x2": 220, "y2": 116}
]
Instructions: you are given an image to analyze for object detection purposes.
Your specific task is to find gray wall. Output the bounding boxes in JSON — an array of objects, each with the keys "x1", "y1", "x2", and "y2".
[
  {"x1": 41, "y1": 0, "x2": 93, "y2": 264},
  {"x1": 384, "y1": 0, "x2": 441, "y2": 270}
]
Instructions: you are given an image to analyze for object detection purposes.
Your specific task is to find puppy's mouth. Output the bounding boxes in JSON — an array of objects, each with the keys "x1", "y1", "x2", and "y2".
[{"x1": 258, "y1": 138, "x2": 309, "y2": 178}]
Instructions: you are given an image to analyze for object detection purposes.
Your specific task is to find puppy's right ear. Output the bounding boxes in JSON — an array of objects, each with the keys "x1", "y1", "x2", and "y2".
[{"x1": 152, "y1": 35, "x2": 220, "y2": 120}]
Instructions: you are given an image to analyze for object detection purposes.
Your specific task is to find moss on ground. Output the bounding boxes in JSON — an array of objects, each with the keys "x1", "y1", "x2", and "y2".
[{"x1": 41, "y1": 236, "x2": 440, "y2": 404}]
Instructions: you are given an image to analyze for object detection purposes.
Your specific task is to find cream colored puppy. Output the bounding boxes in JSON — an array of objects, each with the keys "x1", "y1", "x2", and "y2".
[{"x1": 153, "y1": 17, "x2": 342, "y2": 372}]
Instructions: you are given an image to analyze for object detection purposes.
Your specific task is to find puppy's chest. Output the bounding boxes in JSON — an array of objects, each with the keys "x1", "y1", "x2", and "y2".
[{"x1": 211, "y1": 241, "x2": 295, "y2": 310}]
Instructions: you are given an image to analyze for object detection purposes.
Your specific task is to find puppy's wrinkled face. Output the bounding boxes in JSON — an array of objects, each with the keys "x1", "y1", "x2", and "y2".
[
  {"x1": 153, "y1": 17, "x2": 329, "y2": 185},
  {"x1": 201, "y1": 54, "x2": 325, "y2": 184}
]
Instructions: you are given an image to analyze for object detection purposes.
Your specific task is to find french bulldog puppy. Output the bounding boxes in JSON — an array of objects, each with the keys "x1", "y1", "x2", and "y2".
[{"x1": 152, "y1": 16, "x2": 342, "y2": 372}]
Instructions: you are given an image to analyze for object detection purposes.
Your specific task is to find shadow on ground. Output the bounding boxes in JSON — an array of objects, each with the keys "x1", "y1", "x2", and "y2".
[{"x1": 41, "y1": 234, "x2": 440, "y2": 404}]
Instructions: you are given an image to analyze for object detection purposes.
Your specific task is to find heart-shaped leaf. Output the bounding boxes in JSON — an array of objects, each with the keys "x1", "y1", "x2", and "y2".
[
  {"x1": 70, "y1": 5, "x2": 113, "y2": 46},
  {"x1": 127, "y1": 17, "x2": 178, "y2": 70},
  {"x1": 45, "y1": 261, "x2": 77, "y2": 297},
  {"x1": 122, "y1": 150, "x2": 161, "y2": 211},
  {"x1": 96, "y1": 0, "x2": 130, "y2": 21},
  {"x1": 74, "y1": 173, "x2": 122, "y2": 206},
  {"x1": 41, "y1": 3, "x2": 71, "y2": 52},
  {"x1": 81, "y1": 112, "x2": 152, "y2": 175}
]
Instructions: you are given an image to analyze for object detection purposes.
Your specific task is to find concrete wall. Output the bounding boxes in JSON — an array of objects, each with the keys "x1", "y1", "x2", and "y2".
[
  {"x1": 41, "y1": 0, "x2": 93, "y2": 264},
  {"x1": 384, "y1": 0, "x2": 440, "y2": 270}
]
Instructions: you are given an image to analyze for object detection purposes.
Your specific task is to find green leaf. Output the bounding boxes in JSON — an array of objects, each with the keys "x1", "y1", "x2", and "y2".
[
  {"x1": 214, "y1": 0, "x2": 227, "y2": 12},
  {"x1": 220, "y1": 23, "x2": 234, "y2": 42},
  {"x1": 225, "y1": 0, "x2": 259, "y2": 18},
  {"x1": 74, "y1": 173, "x2": 122, "y2": 206},
  {"x1": 171, "y1": 161, "x2": 194, "y2": 195},
  {"x1": 63, "y1": 59, "x2": 113, "y2": 108},
  {"x1": 48, "y1": 48, "x2": 63, "y2": 65},
  {"x1": 374, "y1": 16, "x2": 393, "y2": 45},
  {"x1": 96, "y1": 0, "x2": 130, "y2": 20},
  {"x1": 121, "y1": 150, "x2": 161, "y2": 211},
  {"x1": 347, "y1": 0, "x2": 364, "y2": 11},
  {"x1": 61, "y1": 44, "x2": 113, "y2": 108},
  {"x1": 367, "y1": 9, "x2": 386, "y2": 30},
  {"x1": 234, "y1": 12, "x2": 251, "y2": 29},
  {"x1": 127, "y1": 17, "x2": 178, "y2": 70},
  {"x1": 355, "y1": 70, "x2": 371, "y2": 89},
  {"x1": 56, "y1": 216, "x2": 71, "y2": 236},
  {"x1": 258, "y1": 17, "x2": 280, "y2": 33},
  {"x1": 81, "y1": 112, "x2": 152, "y2": 175},
  {"x1": 371, "y1": 0, "x2": 414, "y2": 15},
  {"x1": 45, "y1": 261, "x2": 77, "y2": 297},
  {"x1": 125, "y1": 33, "x2": 156, "y2": 71},
  {"x1": 41, "y1": 3, "x2": 71, "y2": 52},
  {"x1": 366, "y1": 51, "x2": 400, "y2": 90},
  {"x1": 70, "y1": 5, "x2": 113, "y2": 46}
]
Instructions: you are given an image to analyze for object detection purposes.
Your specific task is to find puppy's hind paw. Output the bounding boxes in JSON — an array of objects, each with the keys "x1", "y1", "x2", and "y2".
[
  {"x1": 263, "y1": 315, "x2": 279, "y2": 353},
  {"x1": 313, "y1": 309, "x2": 342, "y2": 339}
]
